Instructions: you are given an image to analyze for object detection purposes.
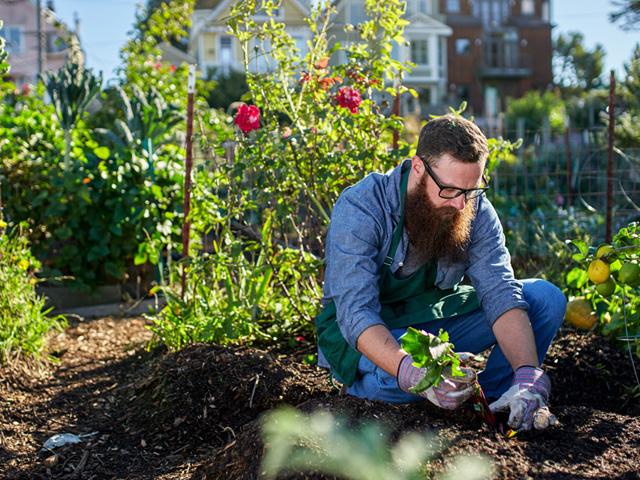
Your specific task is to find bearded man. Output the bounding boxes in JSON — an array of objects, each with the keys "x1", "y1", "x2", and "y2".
[{"x1": 316, "y1": 115, "x2": 566, "y2": 431}]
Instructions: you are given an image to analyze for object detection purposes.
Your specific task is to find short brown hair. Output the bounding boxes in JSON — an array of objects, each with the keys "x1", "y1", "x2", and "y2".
[{"x1": 416, "y1": 114, "x2": 489, "y2": 165}]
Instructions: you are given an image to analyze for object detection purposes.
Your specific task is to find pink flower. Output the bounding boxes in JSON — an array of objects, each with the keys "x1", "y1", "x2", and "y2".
[
  {"x1": 20, "y1": 83, "x2": 31, "y2": 96},
  {"x1": 282, "y1": 126, "x2": 292, "y2": 138},
  {"x1": 336, "y1": 86, "x2": 362, "y2": 113},
  {"x1": 154, "y1": 62, "x2": 162, "y2": 70},
  {"x1": 295, "y1": 335, "x2": 305, "y2": 342},
  {"x1": 234, "y1": 103, "x2": 261, "y2": 133}
]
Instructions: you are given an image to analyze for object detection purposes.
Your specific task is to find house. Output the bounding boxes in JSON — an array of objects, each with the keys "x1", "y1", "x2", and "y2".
[
  {"x1": 0, "y1": 0, "x2": 84, "y2": 86},
  {"x1": 441, "y1": 0, "x2": 553, "y2": 122},
  {"x1": 189, "y1": 0, "x2": 312, "y2": 77},
  {"x1": 329, "y1": 0, "x2": 452, "y2": 115}
]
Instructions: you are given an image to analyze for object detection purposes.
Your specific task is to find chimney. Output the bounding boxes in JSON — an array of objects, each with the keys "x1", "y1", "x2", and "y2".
[
  {"x1": 46, "y1": 0, "x2": 55, "y2": 12},
  {"x1": 73, "y1": 11, "x2": 80, "y2": 36}
]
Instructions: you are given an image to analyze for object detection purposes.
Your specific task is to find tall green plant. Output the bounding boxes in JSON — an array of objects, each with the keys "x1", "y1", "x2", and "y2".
[
  {"x1": 42, "y1": 62, "x2": 102, "y2": 169},
  {"x1": 0, "y1": 222, "x2": 66, "y2": 365}
]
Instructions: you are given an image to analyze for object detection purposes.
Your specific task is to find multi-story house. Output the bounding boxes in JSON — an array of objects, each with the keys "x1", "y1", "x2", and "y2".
[
  {"x1": 0, "y1": 0, "x2": 84, "y2": 85},
  {"x1": 329, "y1": 0, "x2": 452, "y2": 115},
  {"x1": 441, "y1": 0, "x2": 552, "y2": 121},
  {"x1": 189, "y1": 0, "x2": 312, "y2": 77}
]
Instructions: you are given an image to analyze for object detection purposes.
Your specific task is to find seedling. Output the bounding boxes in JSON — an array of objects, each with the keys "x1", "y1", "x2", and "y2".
[{"x1": 398, "y1": 327, "x2": 464, "y2": 393}]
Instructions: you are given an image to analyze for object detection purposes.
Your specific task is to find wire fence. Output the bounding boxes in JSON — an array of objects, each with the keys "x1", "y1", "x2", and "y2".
[{"x1": 490, "y1": 127, "x2": 640, "y2": 259}]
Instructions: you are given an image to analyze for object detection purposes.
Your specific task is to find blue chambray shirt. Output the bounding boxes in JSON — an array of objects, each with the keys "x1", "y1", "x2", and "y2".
[{"x1": 318, "y1": 159, "x2": 529, "y2": 368}]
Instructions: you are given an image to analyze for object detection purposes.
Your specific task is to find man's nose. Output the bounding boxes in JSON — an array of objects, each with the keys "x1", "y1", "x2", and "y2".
[{"x1": 448, "y1": 194, "x2": 466, "y2": 211}]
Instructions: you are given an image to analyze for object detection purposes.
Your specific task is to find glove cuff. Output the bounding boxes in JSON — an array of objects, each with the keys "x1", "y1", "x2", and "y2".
[
  {"x1": 397, "y1": 354, "x2": 424, "y2": 393},
  {"x1": 513, "y1": 365, "x2": 551, "y2": 400}
]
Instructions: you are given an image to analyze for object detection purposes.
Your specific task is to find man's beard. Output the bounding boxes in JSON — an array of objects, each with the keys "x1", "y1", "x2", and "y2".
[{"x1": 404, "y1": 173, "x2": 476, "y2": 264}]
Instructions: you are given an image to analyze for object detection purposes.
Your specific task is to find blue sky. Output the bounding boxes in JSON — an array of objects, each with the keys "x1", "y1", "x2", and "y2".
[{"x1": 51, "y1": 0, "x2": 640, "y2": 81}]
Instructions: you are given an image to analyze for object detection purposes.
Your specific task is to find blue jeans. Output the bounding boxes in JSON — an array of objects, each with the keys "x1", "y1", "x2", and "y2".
[{"x1": 345, "y1": 278, "x2": 566, "y2": 403}]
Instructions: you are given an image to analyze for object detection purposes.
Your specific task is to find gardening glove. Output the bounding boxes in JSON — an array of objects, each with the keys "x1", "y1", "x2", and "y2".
[
  {"x1": 397, "y1": 354, "x2": 476, "y2": 410},
  {"x1": 489, "y1": 366, "x2": 558, "y2": 431}
]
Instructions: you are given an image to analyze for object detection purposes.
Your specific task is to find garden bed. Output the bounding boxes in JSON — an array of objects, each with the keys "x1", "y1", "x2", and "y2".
[{"x1": 0, "y1": 316, "x2": 638, "y2": 479}]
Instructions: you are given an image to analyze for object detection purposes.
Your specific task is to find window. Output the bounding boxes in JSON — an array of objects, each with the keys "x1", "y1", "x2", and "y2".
[
  {"x1": 446, "y1": 0, "x2": 460, "y2": 12},
  {"x1": 349, "y1": 1, "x2": 367, "y2": 24},
  {"x1": 219, "y1": 36, "x2": 233, "y2": 75},
  {"x1": 541, "y1": 0, "x2": 550, "y2": 21},
  {"x1": 476, "y1": 0, "x2": 511, "y2": 28},
  {"x1": 455, "y1": 38, "x2": 471, "y2": 55},
  {"x1": 0, "y1": 25, "x2": 22, "y2": 55},
  {"x1": 521, "y1": 0, "x2": 535, "y2": 15},
  {"x1": 410, "y1": 39, "x2": 429, "y2": 65}
]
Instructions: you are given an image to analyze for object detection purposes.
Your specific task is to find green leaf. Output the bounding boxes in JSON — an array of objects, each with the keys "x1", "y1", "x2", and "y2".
[
  {"x1": 566, "y1": 267, "x2": 588, "y2": 288},
  {"x1": 93, "y1": 146, "x2": 110, "y2": 160}
]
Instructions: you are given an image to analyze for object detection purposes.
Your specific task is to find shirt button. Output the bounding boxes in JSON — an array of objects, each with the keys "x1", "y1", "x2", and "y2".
[{"x1": 399, "y1": 262, "x2": 404, "y2": 267}]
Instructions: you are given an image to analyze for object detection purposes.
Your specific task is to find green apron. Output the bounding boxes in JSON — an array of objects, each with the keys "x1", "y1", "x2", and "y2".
[{"x1": 316, "y1": 164, "x2": 480, "y2": 386}]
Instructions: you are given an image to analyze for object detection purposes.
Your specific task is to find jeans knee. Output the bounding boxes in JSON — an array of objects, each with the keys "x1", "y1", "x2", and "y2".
[{"x1": 523, "y1": 278, "x2": 566, "y2": 331}]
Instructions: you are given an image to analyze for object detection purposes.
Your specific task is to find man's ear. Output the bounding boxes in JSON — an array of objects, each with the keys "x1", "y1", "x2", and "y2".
[{"x1": 410, "y1": 155, "x2": 423, "y2": 174}]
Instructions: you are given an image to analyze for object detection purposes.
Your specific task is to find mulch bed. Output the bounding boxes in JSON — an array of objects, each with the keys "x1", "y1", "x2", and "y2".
[{"x1": 0, "y1": 315, "x2": 638, "y2": 479}]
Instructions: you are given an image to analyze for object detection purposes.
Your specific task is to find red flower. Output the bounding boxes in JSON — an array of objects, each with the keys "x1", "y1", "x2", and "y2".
[
  {"x1": 295, "y1": 335, "x2": 306, "y2": 342},
  {"x1": 336, "y1": 86, "x2": 362, "y2": 113},
  {"x1": 234, "y1": 103, "x2": 261, "y2": 133},
  {"x1": 170, "y1": 64, "x2": 176, "y2": 73}
]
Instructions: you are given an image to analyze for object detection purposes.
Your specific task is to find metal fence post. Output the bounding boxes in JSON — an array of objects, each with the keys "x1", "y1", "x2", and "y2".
[{"x1": 606, "y1": 70, "x2": 615, "y2": 243}]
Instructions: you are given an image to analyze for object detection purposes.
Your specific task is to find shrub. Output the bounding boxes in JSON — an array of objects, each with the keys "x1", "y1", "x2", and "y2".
[{"x1": 0, "y1": 222, "x2": 66, "y2": 365}]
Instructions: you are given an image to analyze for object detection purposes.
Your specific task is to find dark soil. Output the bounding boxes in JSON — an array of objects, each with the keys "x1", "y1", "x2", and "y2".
[{"x1": 0, "y1": 316, "x2": 638, "y2": 480}]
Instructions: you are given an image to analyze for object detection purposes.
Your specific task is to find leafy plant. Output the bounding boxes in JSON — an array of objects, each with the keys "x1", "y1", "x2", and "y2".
[
  {"x1": 0, "y1": 222, "x2": 66, "y2": 365},
  {"x1": 565, "y1": 222, "x2": 640, "y2": 357},
  {"x1": 261, "y1": 406, "x2": 492, "y2": 480},
  {"x1": 0, "y1": 20, "x2": 9, "y2": 77},
  {"x1": 399, "y1": 327, "x2": 464, "y2": 393},
  {"x1": 42, "y1": 61, "x2": 102, "y2": 169}
]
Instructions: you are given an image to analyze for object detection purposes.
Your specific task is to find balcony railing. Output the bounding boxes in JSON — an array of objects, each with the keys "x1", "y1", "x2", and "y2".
[{"x1": 480, "y1": 39, "x2": 532, "y2": 77}]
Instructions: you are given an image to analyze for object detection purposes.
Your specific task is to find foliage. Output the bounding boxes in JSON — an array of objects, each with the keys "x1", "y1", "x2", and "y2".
[
  {"x1": 0, "y1": 20, "x2": 9, "y2": 77},
  {"x1": 505, "y1": 90, "x2": 566, "y2": 137},
  {"x1": 553, "y1": 32, "x2": 605, "y2": 94},
  {"x1": 205, "y1": 68, "x2": 249, "y2": 110},
  {"x1": 0, "y1": 78, "x2": 185, "y2": 288},
  {"x1": 399, "y1": 327, "x2": 463, "y2": 392},
  {"x1": 149, "y1": 0, "x2": 414, "y2": 348},
  {"x1": 564, "y1": 89, "x2": 609, "y2": 130},
  {"x1": 261, "y1": 406, "x2": 492, "y2": 480},
  {"x1": 615, "y1": 44, "x2": 640, "y2": 148},
  {"x1": 610, "y1": 0, "x2": 640, "y2": 31},
  {"x1": 565, "y1": 222, "x2": 640, "y2": 357},
  {"x1": 42, "y1": 61, "x2": 102, "y2": 169},
  {"x1": 0, "y1": 0, "x2": 209, "y2": 289},
  {"x1": 0, "y1": 222, "x2": 66, "y2": 365}
]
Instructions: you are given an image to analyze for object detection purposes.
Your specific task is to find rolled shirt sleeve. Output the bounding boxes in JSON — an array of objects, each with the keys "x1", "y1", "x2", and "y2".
[{"x1": 466, "y1": 196, "x2": 529, "y2": 326}]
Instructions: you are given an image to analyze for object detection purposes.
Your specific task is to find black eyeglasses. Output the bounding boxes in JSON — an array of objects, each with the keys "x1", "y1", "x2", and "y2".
[{"x1": 420, "y1": 158, "x2": 490, "y2": 200}]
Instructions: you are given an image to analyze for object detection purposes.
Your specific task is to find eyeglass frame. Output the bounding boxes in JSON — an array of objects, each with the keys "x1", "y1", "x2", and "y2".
[{"x1": 418, "y1": 156, "x2": 490, "y2": 200}]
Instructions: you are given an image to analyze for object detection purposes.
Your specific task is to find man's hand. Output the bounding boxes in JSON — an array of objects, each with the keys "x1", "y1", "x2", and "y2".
[
  {"x1": 397, "y1": 355, "x2": 476, "y2": 409},
  {"x1": 489, "y1": 366, "x2": 558, "y2": 431}
]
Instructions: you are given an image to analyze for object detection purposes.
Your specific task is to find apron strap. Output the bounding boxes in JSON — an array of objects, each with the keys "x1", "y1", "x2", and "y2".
[{"x1": 383, "y1": 162, "x2": 411, "y2": 270}]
